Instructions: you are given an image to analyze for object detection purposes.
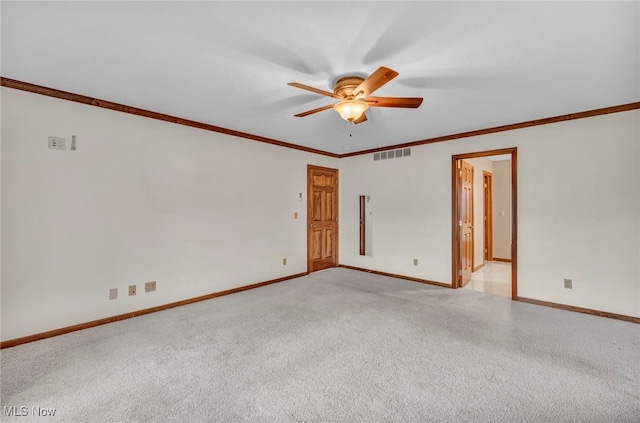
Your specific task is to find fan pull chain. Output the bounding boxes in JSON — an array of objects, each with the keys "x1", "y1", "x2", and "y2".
[{"x1": 349, "y1": 120, "x2": 353, "y2": 137}]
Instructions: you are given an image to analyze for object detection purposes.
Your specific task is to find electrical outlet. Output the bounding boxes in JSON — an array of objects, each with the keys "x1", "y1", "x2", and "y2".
[
  {"x1": 145, "y1": 281, "x2": 156, "y2": 292},
  {"x1": 129, "y1": 285, "x2": 136, "y2": 296},
  {"x1": 413, "y1": 259, "x2": 418, "y2": 266},
  {"x1": 564, "y1": 279, "x2": 572, "y2": 289},
  {"x1": 48, "y1": 136, "x2": 66, "y2": 150},
  {"x1": 109, "y1": 288, "x2": 118, "y2": 300},
  {"x1": 282, "y1": 258, "x2": 287, "y2": 266}
]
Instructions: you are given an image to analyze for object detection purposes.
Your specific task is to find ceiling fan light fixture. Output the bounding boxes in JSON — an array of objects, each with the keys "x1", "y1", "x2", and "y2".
[{"x1": 333, "y1": 100, "x2": 369, "y2": 122}]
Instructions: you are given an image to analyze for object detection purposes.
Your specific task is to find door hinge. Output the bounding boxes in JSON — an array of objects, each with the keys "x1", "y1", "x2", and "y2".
[
  {"x1": 458, "y1": 269, "x2": 462, "y2": 276},
  {"x1": 458, "y1": 220, "x2": 462, "y2": 227}
]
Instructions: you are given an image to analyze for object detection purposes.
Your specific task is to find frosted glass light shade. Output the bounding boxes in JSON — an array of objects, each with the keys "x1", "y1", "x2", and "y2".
[{"x1": 333, "y1": 100, "x2": 369, "y2": 122}]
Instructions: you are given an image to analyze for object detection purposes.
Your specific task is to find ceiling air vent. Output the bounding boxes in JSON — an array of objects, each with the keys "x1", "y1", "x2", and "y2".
[{"x1": 372, "y1": 148, "x2": 411, "y2": 161}]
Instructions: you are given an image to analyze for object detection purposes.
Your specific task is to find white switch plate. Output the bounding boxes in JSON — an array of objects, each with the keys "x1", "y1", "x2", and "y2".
[{"x1": 48, "y1": 136, "x2": 66, "y2": 150}]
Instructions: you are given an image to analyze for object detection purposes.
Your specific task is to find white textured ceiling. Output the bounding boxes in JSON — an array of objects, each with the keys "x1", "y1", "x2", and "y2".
[{"x1": 2, "y1": 1, "x2": 639, "y2": 154}]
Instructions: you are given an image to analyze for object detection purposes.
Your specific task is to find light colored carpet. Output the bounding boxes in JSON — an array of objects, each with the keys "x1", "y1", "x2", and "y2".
[{"x1": 1, "y1": 268, "x2": 639, "y2": 422}]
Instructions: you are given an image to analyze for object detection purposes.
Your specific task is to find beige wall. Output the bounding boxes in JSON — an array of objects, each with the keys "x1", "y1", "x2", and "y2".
[
  {"x1": 340, "y1": 109, "x2": 640, "y2": 318},
  {"x1": 492, "y1": 160, "x2": 511, "y2": 260},
  {"x1": 1, "y1": 87, "x2": 338, "y2": 341},
  {"x1": 2, "y1": 86, "x2": 639, "y2": 342}
]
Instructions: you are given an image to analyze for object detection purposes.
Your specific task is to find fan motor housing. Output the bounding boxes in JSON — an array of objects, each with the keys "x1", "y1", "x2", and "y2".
[{"x1": 334, "y1": 76, "x2": 365, "y2": 99}]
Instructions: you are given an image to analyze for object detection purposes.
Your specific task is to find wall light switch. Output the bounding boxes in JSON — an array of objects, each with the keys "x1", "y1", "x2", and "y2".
[
  {"x1": 109, "y1": 288, "x2": 118, "y2": 300},
  {"x1": 294, "y1": 212, "x2": 298, "y2": 219},
  {"x1": 413, "y1": 259, "x2": 419, "y2": 266},
  {"x1": 48, "y1": 136, "x2": 66, "y2": 150}
]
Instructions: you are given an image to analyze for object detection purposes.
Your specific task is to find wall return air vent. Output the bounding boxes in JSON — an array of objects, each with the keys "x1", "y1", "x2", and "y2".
[{"x1": 373, "y1": 148, "x2": 411, "y2": 161}]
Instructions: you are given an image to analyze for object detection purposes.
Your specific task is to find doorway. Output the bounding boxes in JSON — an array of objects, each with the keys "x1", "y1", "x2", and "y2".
[
  {"x1": 307, "y1": 165, "x2": 339, "y2": 272},
  {"x1": 452, "y1": 148, "x2": 517, "y2": 299}
]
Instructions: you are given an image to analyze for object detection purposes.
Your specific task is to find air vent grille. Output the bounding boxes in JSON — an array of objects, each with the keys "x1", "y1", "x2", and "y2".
[{"x1": 373, "y1": 148, "x2": 411, "y2": 162}]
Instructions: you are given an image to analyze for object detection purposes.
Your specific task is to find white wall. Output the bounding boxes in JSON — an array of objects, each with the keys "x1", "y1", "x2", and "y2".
[
  {"x1": 466, "y1": 157, "x2": 493, "y2": 269},
  {"x1": 1, "y1": 88, "x2": 338, "y2": 341},
  {"x1": 2, "y1": 87, "x2": 639, "y2": 342},
  {"x1": 340, "y1": 110, "x2": 640, "y2": 317},
  {"x1": 492, "y1": 160, "x2": 511, "y2": 260}
]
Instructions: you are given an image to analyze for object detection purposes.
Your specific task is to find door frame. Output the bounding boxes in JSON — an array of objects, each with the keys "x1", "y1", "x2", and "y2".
[
  {"x1": 483, "y1": 171, "x2": 493, "y2": 262},
  {"x1": 307, "y1": 164, "x2": 339, "y2": 273},
  {"x1": 451, "y1": 148, "x2": 517, "y2": 299}
]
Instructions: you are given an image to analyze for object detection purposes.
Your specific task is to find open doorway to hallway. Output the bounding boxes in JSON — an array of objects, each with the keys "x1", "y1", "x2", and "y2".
[
  {"x1": 452, "y1": 148, "x2": 517, "y2": 299},
  {"x1": 464, "y1": 261, "x2": 512, "y2": 298},
  {"x1": 464, "y1": 154, "x2": 512, "y2": 298}
]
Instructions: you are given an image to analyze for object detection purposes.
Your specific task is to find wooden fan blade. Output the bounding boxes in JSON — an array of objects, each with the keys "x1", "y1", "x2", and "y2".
[
  {"x1": 294, "y1": 104, "x2": 335, "y2": 117},
  {"x1": 352, "y1": 67, "x2": 399, "y2": 99},
  {"x1": 365, "y1": 96, "x2": 423, "y2": 108},
  {"x1": 287, "y1": 82, "x2": 343, "y2": 99},
  {"x1": 354, "y1": 112, "x2": 368, "y2": 125}
]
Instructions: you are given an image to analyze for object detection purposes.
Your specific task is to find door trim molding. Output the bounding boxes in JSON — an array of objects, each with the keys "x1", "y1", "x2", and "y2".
[
  {"x1": 452, "y1": 148, "x2": 517, "y2": 299},
  {"x1": 483, "y1": 170, "x2": 493, "y2": 262},
  {"x1": 359, "y1": 195, "x2": 366, "y2": 255}
]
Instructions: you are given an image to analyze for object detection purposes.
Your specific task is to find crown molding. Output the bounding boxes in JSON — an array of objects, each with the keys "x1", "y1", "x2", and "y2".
[
  {"x1": 2, "y1": 77, "x2": 638, "y2": 158},
  {"x1": 0, "y1": 77, "x2": 339, "y2": 158}
]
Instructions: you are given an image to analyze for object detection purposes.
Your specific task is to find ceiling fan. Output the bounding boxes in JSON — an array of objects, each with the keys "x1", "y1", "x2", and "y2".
[{"x1": 288, "y1": 67, "x2": 423, "y2": 124}]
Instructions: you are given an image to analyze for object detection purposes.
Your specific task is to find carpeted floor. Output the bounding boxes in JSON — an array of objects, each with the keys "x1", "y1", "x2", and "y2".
[{"x1": 1, "y1": 268, "x2": 639, "y2": 422}]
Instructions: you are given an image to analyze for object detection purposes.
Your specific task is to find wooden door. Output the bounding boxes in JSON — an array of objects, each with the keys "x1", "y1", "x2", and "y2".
[
  {"x1": 460, "y1": 160, "x2": 474, "y2": 286},
  {"x1": 483, "y1": 172, "x2": 493, "y2": 262},
  {"x1": 307, "y1": 165, "x2": 339, "y2": 272}
]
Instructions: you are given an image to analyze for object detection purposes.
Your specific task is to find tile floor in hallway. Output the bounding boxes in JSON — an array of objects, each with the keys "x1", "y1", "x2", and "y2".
[{"x1": 464, "y1": 261, "x2": 512, "y2": 298}]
